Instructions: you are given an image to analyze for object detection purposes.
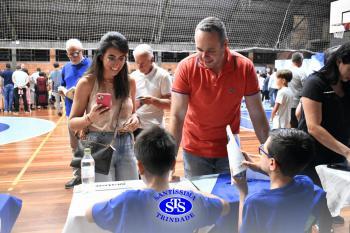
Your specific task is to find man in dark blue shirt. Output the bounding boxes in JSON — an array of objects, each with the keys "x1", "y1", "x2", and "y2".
[{"x1": 0, "y1": 63, "x2": 14, "y2": 113}]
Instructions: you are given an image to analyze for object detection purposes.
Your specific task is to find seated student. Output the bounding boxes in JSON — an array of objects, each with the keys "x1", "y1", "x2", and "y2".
[
  {"x1": 234, "y1": 128, "x2": 331, "y2": 233},
  {"x1": 270, "y1": 69, "x2": 293, "y2": 129},
  {"x1": 86, "y1": 125, "x2": 230, "y2": 233}
]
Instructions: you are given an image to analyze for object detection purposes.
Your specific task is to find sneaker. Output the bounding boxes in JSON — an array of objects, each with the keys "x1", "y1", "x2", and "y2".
[{"x1": 65, "y1": 177, "x2": 81, "y2": 189}]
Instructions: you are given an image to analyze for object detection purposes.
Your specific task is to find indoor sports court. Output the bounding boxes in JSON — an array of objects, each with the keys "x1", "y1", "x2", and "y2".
[{"x1": 0, "y1": 0, "x2": 350, "y2": 232}]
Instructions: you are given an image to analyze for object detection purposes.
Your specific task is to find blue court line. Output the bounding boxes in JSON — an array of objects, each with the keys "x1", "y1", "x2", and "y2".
[
  {"x1": 0, "y1": 123, "x2": 10, "y2": 132},
  {"x1": 0, "y1": 117, "x2": 56, "y2": 145}
]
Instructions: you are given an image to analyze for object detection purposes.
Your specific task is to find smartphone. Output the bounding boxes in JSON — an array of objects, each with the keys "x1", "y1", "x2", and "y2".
[
  {"x1": 327, "y1": 163, "x2": 350, "y2": 172},
  {"x1": 96, "y1": 93, "x2": 112, "y2": 108}
]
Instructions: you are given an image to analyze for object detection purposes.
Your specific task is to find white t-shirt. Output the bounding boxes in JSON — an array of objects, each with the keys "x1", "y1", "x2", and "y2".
[
  {"x1": 12, "y1": 70, "x2": 29, "y2": 88},
  {"x1": 272, "y1": 86, "x2": 293, "y2": 129},
  {"x1": 131, "y1": 64, "x2": 172, "y2": 128},
  {"x1": 268, "y1": 72, "x2": 278, "y2": 90}
]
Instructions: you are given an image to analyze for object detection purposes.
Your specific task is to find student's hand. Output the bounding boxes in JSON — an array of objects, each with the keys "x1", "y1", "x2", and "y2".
[
  {"x1": 87, "y1": 103, "x2": 110, "y2": 124},
  {"x1": 119, "y1": 114, "x2": 139, "y2": 132},
  {"x1": 232, "y1": 175, "x2": 248, "y2": 195},
  {"x1": 241, "y1": 152, "x2": 263, "y2": 173}
]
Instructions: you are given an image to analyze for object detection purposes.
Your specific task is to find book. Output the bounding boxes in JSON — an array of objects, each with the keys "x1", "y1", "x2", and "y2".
[{"x1": 58, "y1": 86, "x2": 75, "y2": 100}]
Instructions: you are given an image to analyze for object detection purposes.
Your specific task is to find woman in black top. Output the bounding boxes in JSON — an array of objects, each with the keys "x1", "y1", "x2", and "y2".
[{"x1": 298, "y1": 42, "x2": 350, "y2": 186}]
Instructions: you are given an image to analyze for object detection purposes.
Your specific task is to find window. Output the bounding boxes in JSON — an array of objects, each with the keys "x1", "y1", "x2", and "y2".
[
  {"x1": 253, "y1": 53, "x2": 277, "y2": 64},
  {"x1": 128, "y1": 50, "x2": 135, "y2": 62},
  {"x1": 0, "y1": 49, "x2": 11, "y2": 61},
  {"x1": 161, "y1": 52, "x2": 189, "y2": 62},
  {"x1": 16, "y1": 49, "x2": 50, "y2": 61},
  {"x1": 238, "y1": 52, "x2": 249, "y2": 58}
]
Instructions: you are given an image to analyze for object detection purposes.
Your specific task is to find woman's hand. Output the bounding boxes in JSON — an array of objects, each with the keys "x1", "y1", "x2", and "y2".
[
  {"x1": 346, "y1": 149, "x2": 350, "y2": 164},
  {"x1": 119, "y1": 114, "x2": 139, "y2": 132},
  {"x1": 87, "y1": 103, "x2": 110, "y2": 124}
]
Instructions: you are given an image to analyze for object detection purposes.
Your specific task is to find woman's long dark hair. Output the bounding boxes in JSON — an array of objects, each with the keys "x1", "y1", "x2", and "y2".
[
  {"x1": 85, "y1": 31, "x2": 129, "y2": 100},
  {"x1": 316, "y1": 41, "x2": 350, "y2": 85}
]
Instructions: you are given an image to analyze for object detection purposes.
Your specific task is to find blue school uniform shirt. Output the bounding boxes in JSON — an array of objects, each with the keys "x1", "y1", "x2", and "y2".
[
  {"x1": 240, "y1": 175, "x2": 324, "y2": 233},
  {"x1": 61, "y1": 57, "x2": 91, "y2": 116},
  {"x1": 92, "y1": 189, "x2": 223, "y2": 233}
]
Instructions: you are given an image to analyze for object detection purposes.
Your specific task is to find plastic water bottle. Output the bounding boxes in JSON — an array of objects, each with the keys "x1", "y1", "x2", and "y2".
[{"x1": 81, "y1": 148, "x2": 95, "y2": 193}]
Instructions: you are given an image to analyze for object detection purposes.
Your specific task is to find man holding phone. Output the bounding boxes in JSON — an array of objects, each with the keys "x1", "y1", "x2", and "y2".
[
  {"x1": 130, "y1": 44, "x2": 172, "y2": 137},
  {"x1": 61, "y1": 38, "x2": 91, "y2": 189}
]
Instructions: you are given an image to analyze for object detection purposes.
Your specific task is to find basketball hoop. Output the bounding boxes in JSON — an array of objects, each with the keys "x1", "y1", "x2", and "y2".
[
  {"x1": 334, "y1": 30, "x2": 344, "y2": 39},
  {"x1": 333, "y1": 23, "x2": 350, "y2": 39}
]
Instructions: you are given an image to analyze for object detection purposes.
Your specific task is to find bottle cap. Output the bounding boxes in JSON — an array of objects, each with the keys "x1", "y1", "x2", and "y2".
[{"x1": 84, "y1": 148, "x2": 91, "y2": 154}]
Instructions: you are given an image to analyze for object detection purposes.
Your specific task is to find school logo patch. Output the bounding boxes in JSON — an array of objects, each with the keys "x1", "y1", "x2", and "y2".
[{"x1": 154, "y1": 189, "x2": 196, "y2": 223}]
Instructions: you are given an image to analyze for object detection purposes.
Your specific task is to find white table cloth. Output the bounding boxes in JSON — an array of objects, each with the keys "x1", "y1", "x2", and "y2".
[
  {"x1": 316, "y1": 164, "x2": 350, "y2": 216},
  {"x1": 62, "y1": 169, "x2": 268, "y2": 233}
]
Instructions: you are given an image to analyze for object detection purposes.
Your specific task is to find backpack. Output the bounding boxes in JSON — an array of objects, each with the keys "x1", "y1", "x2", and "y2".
[{"x1": 36, "y1": 76, "x2": 47, "y2": 93}]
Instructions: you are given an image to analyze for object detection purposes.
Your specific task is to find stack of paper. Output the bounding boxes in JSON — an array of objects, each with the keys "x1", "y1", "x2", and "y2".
[{"x1": 226, "y1": 125, "x2": 246, "y2": 178}]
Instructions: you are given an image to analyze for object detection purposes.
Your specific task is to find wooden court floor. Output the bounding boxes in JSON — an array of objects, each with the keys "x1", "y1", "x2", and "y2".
[{"x1": 0, "y1": 108, "x2": 349, "y2": 232}]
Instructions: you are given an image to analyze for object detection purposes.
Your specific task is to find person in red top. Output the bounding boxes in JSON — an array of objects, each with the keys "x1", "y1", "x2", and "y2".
[{"x1": 170, "y1": 17, "x2": 269, "y2": 178}]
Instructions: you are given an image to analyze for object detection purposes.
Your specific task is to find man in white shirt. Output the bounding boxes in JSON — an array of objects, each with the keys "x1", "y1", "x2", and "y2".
[
  {"x1": 12, "y1": 65, "x2": 30, "y2": 113},
  {"x1": 130, "y1": 44, "x2": 172, "y2": 137},
  {"x1": 289, "y1": 52, "x2": 307, "y2": 128}
]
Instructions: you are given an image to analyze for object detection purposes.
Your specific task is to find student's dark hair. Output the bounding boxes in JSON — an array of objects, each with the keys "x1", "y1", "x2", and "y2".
[
  {"x1": 267, "y1": 128, "x2": 315, "y2": 177},
  {"x1": 86, "y1": 31, "x2": 129, "y2": 100},
  {"x1": 134, "y1": 125, "x2": 176, "y2": 177},
  {"x1": 276, "y1": 69, "x2": 292, "y2": 83},
  {"x1": 39, "y1": 71, "x2": 46, "y2": 77},
  {"x1": 36, "y1": 67, "x2": 41, "y2": 72},
  {"x1": 316, "y1": 41, "x2": 350, "y2": 85},
  {"x1": 6, "y1": 63, "x2": 11, "y2": 69},
  {"x1": 53, "y1": 62, "x2": 59, "y2": 68}
]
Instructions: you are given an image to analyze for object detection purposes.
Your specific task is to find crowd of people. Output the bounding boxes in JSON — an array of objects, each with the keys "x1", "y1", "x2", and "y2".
[
  {"x1": 0, "y1": 62, "x2": 63, "y2": 115},
  {"x1": 1, "y1": 16, "x2": 349, "y2": 233}
]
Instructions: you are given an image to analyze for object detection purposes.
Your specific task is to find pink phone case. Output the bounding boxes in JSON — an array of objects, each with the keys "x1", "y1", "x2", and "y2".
[{"x1": 96, "y1": 93, "x2": 112, "y2": 107}]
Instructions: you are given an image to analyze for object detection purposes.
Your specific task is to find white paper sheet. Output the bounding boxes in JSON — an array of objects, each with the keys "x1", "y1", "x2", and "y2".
[{"x1": 226, "y1": 125, "x2": 246, "y2": 178}]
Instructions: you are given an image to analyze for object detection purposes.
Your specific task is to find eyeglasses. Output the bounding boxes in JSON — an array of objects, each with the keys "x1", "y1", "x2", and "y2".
[
  {"x1": 258, "y1": 144, "x2": 273, "y2": 158},
  {"x1": 67, "y1": 50, "x2": 82, "y2": 58},
  {"x1": 107, "y1": 55, "x2": 127, "y2": 65}
]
